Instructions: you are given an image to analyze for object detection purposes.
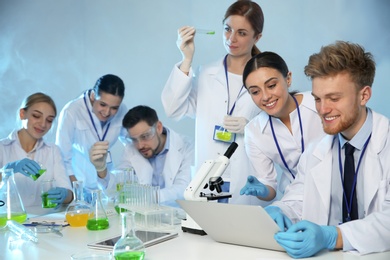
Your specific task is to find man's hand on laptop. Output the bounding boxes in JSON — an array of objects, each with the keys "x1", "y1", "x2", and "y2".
[
  {"x1": 264, "y1": 205, "x2": 292, "y2": 232},
  {"x1": 274, "y1": 220, "x2": 337, "y2": 258}
]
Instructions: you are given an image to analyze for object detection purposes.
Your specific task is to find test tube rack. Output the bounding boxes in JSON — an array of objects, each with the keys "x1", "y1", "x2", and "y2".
[{"x1": 117, "y1": 183, "x2": 175, "y2": 231}]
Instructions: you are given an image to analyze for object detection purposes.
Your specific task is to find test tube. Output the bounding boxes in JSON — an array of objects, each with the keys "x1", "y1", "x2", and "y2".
[
  {"x1": 196, "y1": 29, "x2": 215, "y2": 35},
  {"x1": 7, "y1": 220, "x2": 38, "y2": 243}
]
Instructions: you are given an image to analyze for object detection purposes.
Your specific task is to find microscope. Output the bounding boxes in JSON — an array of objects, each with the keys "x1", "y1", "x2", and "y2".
[{"x1": 181, "y1": 142, "x2": 238, "y2": 234}]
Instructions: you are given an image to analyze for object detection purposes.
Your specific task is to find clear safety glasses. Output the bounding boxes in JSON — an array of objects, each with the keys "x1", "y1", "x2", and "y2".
[{"x1": 126, "y1": 124, "x2": 157, "y2": 143}]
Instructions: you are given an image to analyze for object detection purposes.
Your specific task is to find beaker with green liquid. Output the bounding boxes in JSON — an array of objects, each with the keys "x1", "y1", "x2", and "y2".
[
  {"x1": 86, "y1": 189, "x2": 109, "y2": 230},
  {"x1": 0, "y1": 169, "x2": 27, "y2": 228},
  {"x1": 113, "y1": 211, "x2": 145, "y2": 260}
]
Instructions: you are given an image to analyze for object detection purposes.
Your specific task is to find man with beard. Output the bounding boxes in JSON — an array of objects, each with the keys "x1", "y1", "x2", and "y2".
[
  {"x1": 90, "y1": 105, "x2": 194, "y2": 206},
  {"x1": 263, "y1": 41, "x2": 390, "y2": 258}
]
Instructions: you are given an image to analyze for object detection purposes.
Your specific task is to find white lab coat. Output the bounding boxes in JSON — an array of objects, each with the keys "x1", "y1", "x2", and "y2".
[
  {"x1": 0, "y1": 130, "x2": 72, "y2": 207},
  {"x1": 273, "y1": 111, "x2": 390, "y2": 255},
  {"x1": 55, "y1": 91, "x2": 127, "y2": 190},
  {"x1": 162, "y1": 59, "x2": 266, "y2": 206},
  {"x1": 109, "y1": 127, "x2": 194, "y2": 204},
  {"x1": 245, "y1": 91, "x2": 325, "y2": 195}
]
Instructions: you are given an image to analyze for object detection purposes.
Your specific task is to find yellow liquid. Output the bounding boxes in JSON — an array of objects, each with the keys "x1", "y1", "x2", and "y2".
[
  {"x1": 216, "y1": 131, "x2": 232, "y2": 141},
  {"x1": 66, "y1": 212, "x2": 91, "y2": 227},
  {"x1": 0, "y1": 212, "x2": 28, "y2": 227}
]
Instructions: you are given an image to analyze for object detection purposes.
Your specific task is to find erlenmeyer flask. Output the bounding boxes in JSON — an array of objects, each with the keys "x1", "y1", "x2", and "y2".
[
  {"x1": 113, "y1": 211, "x2": 145, "y2": 260},
  {"x1": 65, "y1": 181, "x2": 92, "y2": 227},
  {"x1": 86, "y1": 189, "x2": 109, "y2": 230},
  {"x1": 0, "y1": 169, "x2": 27, "y2": 228}
]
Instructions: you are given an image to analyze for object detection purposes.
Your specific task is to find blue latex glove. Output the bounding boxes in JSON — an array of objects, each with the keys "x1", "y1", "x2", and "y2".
[
  {"x1": 47, "y1": 187, "x2": 69, "y2": 209},
  {"x1": 275, "y1": 220, "x2": 337, "y2": 258},
  {"x1": 4, "y1": 158, "x2": 40, "y2": 178},
  {"x1": 83, "y1": 188, "x2": 92, "y2": 204},
  {"x1": 264, "y1": 205, "x2": 292, "y2": 231},
  {"x1": 240, "y1": 175, "x2": 270, "y2": 197}
]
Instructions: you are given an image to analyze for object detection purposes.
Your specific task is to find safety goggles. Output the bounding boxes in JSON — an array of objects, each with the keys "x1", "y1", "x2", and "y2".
[{"x1": 126, "y1": 124, "x2": 157, "y2": 143}]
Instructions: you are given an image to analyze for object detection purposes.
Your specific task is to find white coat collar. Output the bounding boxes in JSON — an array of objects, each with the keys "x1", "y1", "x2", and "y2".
[{"x1": 310, "y1": 110, "x2": 389, "y2": 215}]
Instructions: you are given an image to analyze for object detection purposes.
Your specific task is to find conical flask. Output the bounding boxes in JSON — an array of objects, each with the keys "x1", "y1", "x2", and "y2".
[
  {"x1": 86, "y1": 189, "x2": 109, "y2": 230},
  {"x1": 65, "y1": 181, "x2": 92, "y2": 227},
  {"x1": 113, "y1": 211, "x2": 145, "y2": 260},
  {"x1": 0, "y1": 168, "x2": 27, "y2": 228}
]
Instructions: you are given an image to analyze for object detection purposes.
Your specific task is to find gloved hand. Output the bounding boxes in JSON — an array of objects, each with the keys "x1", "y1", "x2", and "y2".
[
  {"x1": 83, "y1": 188, "x2": 92, "y2": 204},
  {"x1": 4, "y1": 158, "x2": 40, "y2": 178},
  {"x1": 240, "y1": 175, "x2": 270, "y2": 198},
  {"x1": 89, "y1": 141, "x2": 109, "y2": 172},
  {"x1": 176, "y1": 26, "x2": 195, "y2": 62},
  {"x1": 47, "y1": 187, "x2": 69, "y2": 209},
  {"x1": 275, "y1": 220, "x2": 337, "y2": 258},
  {"x1": 264, "y1": 205, "x2": 292, "y2": 232},
  {"x1": 223, "y1": 116, "x2": 248, "y2": 134}
]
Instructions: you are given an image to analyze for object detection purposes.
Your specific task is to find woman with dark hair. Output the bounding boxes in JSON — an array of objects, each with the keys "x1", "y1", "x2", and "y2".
[
  {"x1": 1, "y1": 92, "x2": 72, "y2": 208},
  {"x1": 55, "y1": 74, "x2": 127, "y2": 195},
  {"x1": 162, "y1": 1, "x2": 265, "y2": 205},
  {"x1": 240, "y1": 51, "x2": 325, "y2": 202}
]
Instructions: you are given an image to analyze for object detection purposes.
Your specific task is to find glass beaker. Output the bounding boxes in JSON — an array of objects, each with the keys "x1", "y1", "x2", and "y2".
[
  {"x1": 0, "y1": 169, "x2": 27, "y2": 228},
  {"x1": 40, "y1": 179, "x2": 57, "y2": 208},
  {"x1": 113, "y1": 211, "x2": 145, "y2": 260},
  {"x1": 86, "y1": 189, "x2": 109, "y2": 230},
  {"x1": 65, "y1": 181, "x2": 92, "y2": 227}
]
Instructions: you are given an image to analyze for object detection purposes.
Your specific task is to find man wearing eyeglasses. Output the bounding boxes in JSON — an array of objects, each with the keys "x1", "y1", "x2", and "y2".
[{"x1": 91, "y1": 105, "x2": 194, "y2": 206}]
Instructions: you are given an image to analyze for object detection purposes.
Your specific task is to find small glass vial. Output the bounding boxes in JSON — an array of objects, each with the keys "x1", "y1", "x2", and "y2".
[
  {"x1": 65, "y1": 181, "x2": 92, "y2": 227},
  {"x1": 86, "y1": 189, "x2": 109, "y2": 230},
  {"x1": 113, "y1": 211, "x2": 145, "y2": 260}
]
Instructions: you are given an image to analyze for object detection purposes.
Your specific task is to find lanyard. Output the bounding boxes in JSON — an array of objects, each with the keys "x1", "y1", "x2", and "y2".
[
  {"x1": 337, "y1": 134, "x2": 371, "y2": 222},
  {"x1": 269, "y1": 95, "x2": 304, "y2": 179},
  {"x1": 83, "y1": 91, "x2": 111, "y2": 141},
  {"x1": 223, "y1": 55, "x2": 245, "y2": 115}
]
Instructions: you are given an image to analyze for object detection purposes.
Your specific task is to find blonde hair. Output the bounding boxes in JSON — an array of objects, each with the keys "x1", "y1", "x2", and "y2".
[
  {"x1": 304, "y1": 41, "x2": 376, "y2": 89},
  {"x1": 20, "y1": 92, "x2": 57, "y2": 116}
]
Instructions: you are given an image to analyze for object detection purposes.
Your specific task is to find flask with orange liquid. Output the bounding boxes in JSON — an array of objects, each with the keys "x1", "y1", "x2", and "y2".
[{"x1": 65, "y1": 181, "x2": 91, "y2": 227}]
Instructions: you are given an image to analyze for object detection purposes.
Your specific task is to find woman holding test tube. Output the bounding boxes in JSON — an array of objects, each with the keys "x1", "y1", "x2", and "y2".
[
  {"x1": 162, "y1": 0, "x2": 265, "y2": 205},
  {"x1": 0, "y1": 92, "x2": 72, "y2": 208},
  {"x1": 55, "y1": 74, "x2": 127, "y2": 199},
  {"x1": 240, "y1": 52, "x2": 325, "y2": 201}
]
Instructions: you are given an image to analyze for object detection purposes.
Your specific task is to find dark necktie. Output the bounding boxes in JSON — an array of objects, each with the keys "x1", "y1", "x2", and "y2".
[{"x1": 343, "y1": 143, "x2": 358, "y2": 222}]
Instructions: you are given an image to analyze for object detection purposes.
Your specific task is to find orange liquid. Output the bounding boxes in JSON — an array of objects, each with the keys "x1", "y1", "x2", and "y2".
[{"x1": 65, "y1": 212, "x2": 91, "y2": 227}]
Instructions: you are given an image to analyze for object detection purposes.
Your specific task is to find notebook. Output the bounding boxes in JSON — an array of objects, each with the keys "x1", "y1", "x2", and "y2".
[{"x1": 177, "y1": 200, "x2": 285, "y2": 252}]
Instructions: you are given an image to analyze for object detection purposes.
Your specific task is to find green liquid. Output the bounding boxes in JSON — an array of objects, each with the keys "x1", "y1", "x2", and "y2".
[
  {"x1": 0, "y1": 212, "x2": 28, "y2": 227},
  {"x1": 31, "y1": 169, "x2": 46, "y2": 181},
  {"x1": 114, "y1": 205, "x2": 128, "y2": 214},
  {"x1": 86, "y1": 218, "x2": 109, "y2": 230},
  {"x1": 114, "y1": 251, "x2": 145, "y2": 260},
  {"x1": 41, "y1": 192, "x2": 57, "y2": 208}
]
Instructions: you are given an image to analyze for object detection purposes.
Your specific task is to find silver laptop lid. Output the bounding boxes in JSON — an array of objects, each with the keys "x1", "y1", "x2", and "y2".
[{"x1": 177, "y1": 200, "x2": 285, "y2": 252}]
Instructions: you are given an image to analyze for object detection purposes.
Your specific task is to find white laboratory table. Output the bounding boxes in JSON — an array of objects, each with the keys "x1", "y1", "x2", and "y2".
[{"x1": 1, "y1": 208, "x2": 390, "y2": 260}]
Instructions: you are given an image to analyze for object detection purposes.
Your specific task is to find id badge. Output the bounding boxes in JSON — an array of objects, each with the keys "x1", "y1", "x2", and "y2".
[
  {"x1": 213, "y1": 125, "x2": 236, "y2": 143},
  {"x1": 106, "y1": 151, "x2": 112, "y2": 164}
]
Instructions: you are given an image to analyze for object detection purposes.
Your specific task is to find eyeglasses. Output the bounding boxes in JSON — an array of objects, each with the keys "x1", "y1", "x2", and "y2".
[{"x1": 126, "y1": 124, "x2": 157, "y2": 143}]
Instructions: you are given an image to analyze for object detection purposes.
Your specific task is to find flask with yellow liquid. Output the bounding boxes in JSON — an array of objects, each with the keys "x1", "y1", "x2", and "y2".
[{"x1": 65, "y1": 180, "x2": 92, "y2": 227}]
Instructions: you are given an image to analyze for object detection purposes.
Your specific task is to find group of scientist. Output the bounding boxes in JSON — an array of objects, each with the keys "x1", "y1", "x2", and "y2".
[{"x1": 1, "y1": 0, "x2": 389, "y2": 258}]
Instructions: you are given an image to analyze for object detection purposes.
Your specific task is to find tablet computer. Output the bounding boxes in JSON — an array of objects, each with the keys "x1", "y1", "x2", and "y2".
[{"x1": 88, "y1": 230, "x2": 178, "y2": 251}]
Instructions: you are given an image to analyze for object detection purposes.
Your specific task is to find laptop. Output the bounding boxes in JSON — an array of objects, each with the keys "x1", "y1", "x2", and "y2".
[{"x1": 177, "y1": 200, "x2": 285, "y2": 252}]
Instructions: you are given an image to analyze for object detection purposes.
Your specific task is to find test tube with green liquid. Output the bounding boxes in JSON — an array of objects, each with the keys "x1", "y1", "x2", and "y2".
[{"x1": 196, "y1": 29, "x2": 215, "y2": 35}]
